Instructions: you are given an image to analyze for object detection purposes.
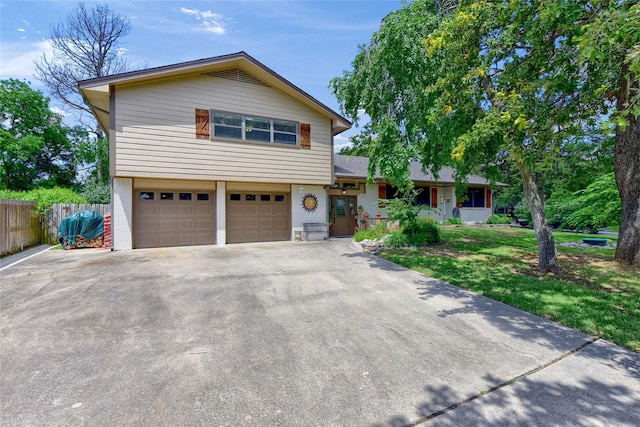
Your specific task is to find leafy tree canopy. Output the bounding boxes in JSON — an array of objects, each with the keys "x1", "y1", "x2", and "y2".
[
  {"x1": 0, "y1": 187, "x2": 87, "y2": 214},
  {"x1": 0, "y1": 79, "x2": 78, "y2": 190},
  {"x1": 331, "y1": 0, "x2": 636, "y2": 271}
]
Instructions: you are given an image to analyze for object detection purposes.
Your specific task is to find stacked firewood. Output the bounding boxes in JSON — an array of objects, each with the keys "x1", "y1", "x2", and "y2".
[{"x1": 63, "y1": 235, "x2": 104, "y2": 250}]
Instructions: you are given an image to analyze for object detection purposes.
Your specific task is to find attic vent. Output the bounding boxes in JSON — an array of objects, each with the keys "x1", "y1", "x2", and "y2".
[{"x1": 202, "y1": 68, "x2": 270, "y2": 87}]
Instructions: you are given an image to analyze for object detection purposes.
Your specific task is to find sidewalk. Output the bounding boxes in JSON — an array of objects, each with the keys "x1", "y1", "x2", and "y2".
[{"x1": 0, "y1": 244, "x2": 54, "y2": 271}]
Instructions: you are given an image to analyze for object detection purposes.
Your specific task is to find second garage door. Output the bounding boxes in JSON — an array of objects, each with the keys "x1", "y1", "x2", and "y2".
[
  {"x1": 226, "y1": 192, "x2": 290, "y2": 243},
  {"x1": 134, "y1": 190, "x2": 216, "y2": 248}
]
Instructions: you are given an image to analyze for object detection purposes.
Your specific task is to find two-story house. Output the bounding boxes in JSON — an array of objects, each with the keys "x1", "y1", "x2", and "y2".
[{"x1": 78, "y1": 52, "x2": 351, "y2": 249}]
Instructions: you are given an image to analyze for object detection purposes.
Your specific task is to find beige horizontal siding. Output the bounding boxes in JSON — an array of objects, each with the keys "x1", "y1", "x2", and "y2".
[
  {"x1": 114, "y1": 74, "x2": 333, "y2": 184},
  {"x1": 133, "y1": 178, "x2": 217, "y2": 190},
  {"x1": 226, "y1": 182, "x2": 290, "y2": 192}
]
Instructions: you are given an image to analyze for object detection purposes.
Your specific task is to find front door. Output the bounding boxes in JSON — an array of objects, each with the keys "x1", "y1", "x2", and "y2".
[{"x1": 330, "y1": 196, "x2": 357, "y2": 236}]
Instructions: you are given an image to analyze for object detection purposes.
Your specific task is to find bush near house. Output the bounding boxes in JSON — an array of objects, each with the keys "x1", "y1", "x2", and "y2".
[
  {"x1": 354, "y1": 222, "x2": 388, "y2": 242},
  {"x1": 485, "y1": 214, "x2": 512, "y2": 225},
  {"x1": 354, "y1": 218, "x2": 441, "y2": 246},
  {"x1": 446, "y1": 217, "x2": 463, "y2": 225}
]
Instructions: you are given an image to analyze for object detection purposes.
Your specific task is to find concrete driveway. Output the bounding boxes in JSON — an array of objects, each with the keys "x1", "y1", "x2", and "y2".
[{"x1": 1, "y1": 239, "x2": 639, "y2": 426}]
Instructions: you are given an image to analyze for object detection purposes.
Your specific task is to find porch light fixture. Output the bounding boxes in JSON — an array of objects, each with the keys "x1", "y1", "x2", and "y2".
[
  {"x1": 299, "y1": 185, "x2": 304, "y2": 198},
  {"x1": 341, "y1": 189, "x2": 347, "y2": 195}
]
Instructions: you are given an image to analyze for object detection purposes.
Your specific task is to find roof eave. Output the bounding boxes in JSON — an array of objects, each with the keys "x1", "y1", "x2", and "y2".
[{"x1": 76, "y1": 51, "x2": 352, "y2": 134}]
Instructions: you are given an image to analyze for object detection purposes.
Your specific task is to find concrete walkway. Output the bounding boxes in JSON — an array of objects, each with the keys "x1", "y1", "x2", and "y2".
[
  {"x1": 1, "y1": 239, "x2": 638, "y2": 426},
  {"x1": 0, "y1": 244, "x2": 54, "y2": 270}
]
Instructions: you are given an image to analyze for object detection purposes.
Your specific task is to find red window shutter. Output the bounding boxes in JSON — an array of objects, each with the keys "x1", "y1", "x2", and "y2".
[
  {"x1": 486, "y1": 188, "x2": 492, "y2": 208},
  {"x1": 378, "y1": 185, "x2": 386, "y2": 199},
  {"x1": 431, "y1": 187, "x2": 438, "y2": 208},
  {"x1": 300, "y1": 123, "x2": 311, "y2": 149},
  {"x1": 195, "y1": 109, "x2": 210, "y2": 139}
]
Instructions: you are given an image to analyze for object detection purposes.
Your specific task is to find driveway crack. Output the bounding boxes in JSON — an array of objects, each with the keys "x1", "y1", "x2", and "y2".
[{"x1": 408, "y1": 336, "x2": 600, "y2": 426}]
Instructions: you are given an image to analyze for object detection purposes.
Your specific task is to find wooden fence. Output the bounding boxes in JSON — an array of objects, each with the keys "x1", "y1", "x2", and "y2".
[
  {"x1": 1, "y1": 201, "x2": 111, "y2": 255},
  {"x1": 0, "y1": 199, "x2": 40, "y2": 257},
  {"x1": 42, "y1": 204, "x2": 111, "y2": 244}
]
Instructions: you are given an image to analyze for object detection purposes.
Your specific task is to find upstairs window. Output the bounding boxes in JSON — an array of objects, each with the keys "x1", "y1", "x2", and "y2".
[
  {"x1": 212, "y1": 111, "x2": 298, "y2": 145},
  {"x1": 213, "y1": 113, "x2": 242, "y2": 139}
]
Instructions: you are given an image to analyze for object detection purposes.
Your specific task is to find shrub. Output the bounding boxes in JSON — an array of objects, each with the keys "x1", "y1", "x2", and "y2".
[
  {"x1": 403, "y1": 217, "x2": 441, "y2": 245},
  {"x1": 354, "y1": 221, "x2": 388, "y2": 242},
  {"x1": 385, "y1": 231, "x2": 409, "y2": 247},
  {"x1": 486, "y1": 214, "x2": 512, "y2": 225},
  {"x1": 0, "y1": 187, "x2": 87, "y2": 214},
  {"x1": 446, "y1": 217, "x2": 463, "y2": 225}
]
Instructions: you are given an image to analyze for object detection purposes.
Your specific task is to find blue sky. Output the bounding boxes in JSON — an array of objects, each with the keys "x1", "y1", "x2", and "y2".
[{"x1": 1, "y1": 0, "x2": 404, "y2": 150}]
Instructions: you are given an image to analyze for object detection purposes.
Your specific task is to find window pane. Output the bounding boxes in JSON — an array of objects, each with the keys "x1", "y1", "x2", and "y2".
[
  {"x1": 160, "y1": 192, "x2": 174, "y2": 200},
  {"x1": 461, "y1": 187, "x2": 485, "y2": 207},
  {"x1": 260, "y1": 194, "x2": 271, "y2": 201},
  {"x1": 274, "y1": 132, "x2": 297, "y2": 144},
  {"x1": 473, "y1": 188, "x2": 485, "y2": 207},
  {"x1": 197, "y1": 193, "x2": 209, "y2": 201},
  {"x1": 246, "y1": 129, "x2": 271, "y2": 142},
  {"x1": 274, "y1": 121, "x2": 296, "y2": 133},
  {"x1": 179, "y1": 192, "x2": 192, "y2": 201},
  {"x1": 275, "y1": 195, "x2": 285, "y2": 202},
  {"x1": 246, "y1": 117, "x2": 270, "y2": 130},
  {"x1": 386, "y1": 185, "x2": 401, "y2": 199},
  {"x1": 336, "y1": 198, "x2": 346, "y2": 216},
  {"x1": 246, "y1": 194, "x2": 256, "y2": 201},
  {"x1": 213, "y1": 113, "x2": 241, "y2": 126},
  {"x1": 230, "y1": 193, "x2": 241, "y2": 201},
  {"x1": 415, "y1": 188, "x2": 430, "y2": 205},
  {"x1": 214, "y1": 125, "x2": 242, "y2": 139},
  {"x1": 140, "y1": 191, "x2": 154, "y2": 200}
]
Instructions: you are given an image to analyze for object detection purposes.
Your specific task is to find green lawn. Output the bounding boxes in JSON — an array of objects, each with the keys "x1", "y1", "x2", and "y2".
[{"x1": 380, "y1": 227, "x2": 640, "y2": 352}]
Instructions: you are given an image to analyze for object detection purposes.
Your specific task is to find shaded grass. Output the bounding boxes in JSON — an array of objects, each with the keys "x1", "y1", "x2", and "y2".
[{"x1": 380, "y1": 227, "x2": 639, "y2": 352}]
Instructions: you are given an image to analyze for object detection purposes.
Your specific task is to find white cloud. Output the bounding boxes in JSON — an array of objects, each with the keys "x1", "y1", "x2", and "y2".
[
  {"x1": 333, "y1": 134, "x2": 352, "y2": 153},
  {"x1": 180, "y1": 7, "x2": 227, "y2": 35},
  {"x1": 116, "y1": 47, "x2": 129, "y2": 56},
  {"x1": 17, "y1": 28, "x2": 25, "y2": 32},
  {"x1": 0, "y1": 39, "x2": 53, "y2": 81}
]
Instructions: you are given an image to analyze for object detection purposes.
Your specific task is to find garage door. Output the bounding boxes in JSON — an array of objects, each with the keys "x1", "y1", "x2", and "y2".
[
  {"x1": 226, "y1": 192, "x2": 290, "y2": 243},
  {"x1": 134, "y1": 190, "x2": 215, "y2": 248}
]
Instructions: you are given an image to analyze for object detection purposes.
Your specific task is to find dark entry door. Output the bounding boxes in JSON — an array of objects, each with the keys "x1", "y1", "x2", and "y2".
[{"x1": 331, "y1": 196, "x2": 356, "y2": 236}]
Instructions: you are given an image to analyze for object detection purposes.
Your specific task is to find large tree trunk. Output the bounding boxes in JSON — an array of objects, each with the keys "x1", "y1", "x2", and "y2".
[
  {"x1": 517, "y1": 161, "x2": 561, "y2": 273},
  {"x1": 614, "y1": 67, "x2": 640, "y2": 267}
]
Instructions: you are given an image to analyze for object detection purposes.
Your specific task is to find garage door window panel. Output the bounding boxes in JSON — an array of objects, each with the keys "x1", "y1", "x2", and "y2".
[
  {"x1": 160, "y1": 192, "x2": 174, "y2": 200},
  {"x1": 197, "y1": 193, "x2": 209, "y2": 201},
  {"x1": 180, "y1": 192, "x2": 192, "y2": 201}
]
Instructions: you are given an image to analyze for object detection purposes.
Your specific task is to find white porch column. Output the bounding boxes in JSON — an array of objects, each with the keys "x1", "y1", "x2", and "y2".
[
  {"x1": 112, "y1": 177, "x2": 133, "y2": 250},
  {"x1": 216, "y1": 181, "x2": 226, "y2": 246}
]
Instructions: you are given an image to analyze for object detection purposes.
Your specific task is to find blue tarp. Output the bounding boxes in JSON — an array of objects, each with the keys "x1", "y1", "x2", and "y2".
[{"x1": 58, "y1": 210, "x2": 104, "y2": 246}]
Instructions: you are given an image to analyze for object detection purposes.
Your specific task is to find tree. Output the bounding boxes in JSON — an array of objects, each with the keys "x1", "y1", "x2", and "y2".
[
  {"x1": 0, "y1": 79, "x2": 77, "y2": 190},
  {"x1": 564, "y1": 173, "x2": 621, "y2": 233},
  {"x1": 34, "y1": 2, "x2": 132, "y2": 184},
  {"x1": 578, "y1": 1, "x2": 640, "y2": 267},
  {"x1": 333, "y1": 1, "x2": 602, "y2": 272},
  {"x1": 333, "y1": 2, "x2": 448, "y2": 189}
]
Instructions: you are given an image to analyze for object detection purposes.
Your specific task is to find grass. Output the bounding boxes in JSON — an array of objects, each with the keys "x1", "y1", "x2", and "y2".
[{"x1": 379, "y1": 227, "x2": 640, "y2": 352}]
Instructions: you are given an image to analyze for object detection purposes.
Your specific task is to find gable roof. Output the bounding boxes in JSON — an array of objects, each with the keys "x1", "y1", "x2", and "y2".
[
  {"x1": 334, "y1": 154, "x2": 502, "y2": 186},
  {"x1": 77, "y1": 51, "x2": 351, "y2": 137}
]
